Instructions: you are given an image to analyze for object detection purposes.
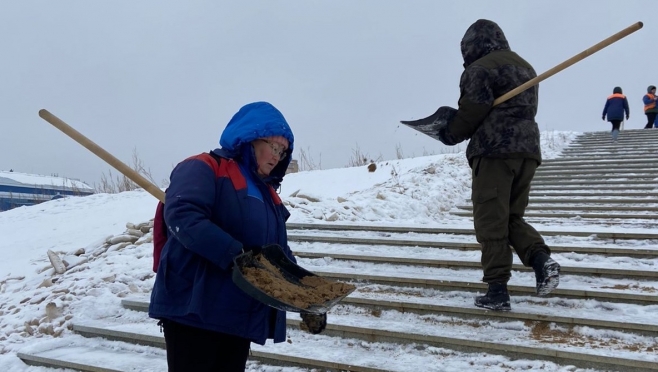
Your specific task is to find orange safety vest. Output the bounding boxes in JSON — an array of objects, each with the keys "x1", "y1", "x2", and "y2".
[
  {"x1": 607, "y1": 93, "x2": 626, "y2": 100},
  {"x1": 645, "y1": 93, "x2": 657, "y2": 112}
]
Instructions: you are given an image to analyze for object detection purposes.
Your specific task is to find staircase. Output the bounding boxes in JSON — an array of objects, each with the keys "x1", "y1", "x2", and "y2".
[
  {"x1": 451, "y1": 129, "x2": 658, "y2": 227},
  {"x1": 16, "y1": 130, "x2": 658, "y2": 372}
]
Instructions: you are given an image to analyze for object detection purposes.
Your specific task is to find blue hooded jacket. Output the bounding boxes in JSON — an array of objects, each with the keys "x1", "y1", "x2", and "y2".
[
  {"x1": 602, "y1": 87, "x2": 629, "y2": 122},
  {"x1": 149, "y1": 102, "x2": 295, "y2": 345}
]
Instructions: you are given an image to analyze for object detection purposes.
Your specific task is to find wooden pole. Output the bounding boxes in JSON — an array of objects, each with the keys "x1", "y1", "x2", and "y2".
[
  {"x1": 493, "y1": 21, "x2": 643, "y2": 107},
  {"x1": 38, "y1": 109, "x2": 166, "y2": 203}
]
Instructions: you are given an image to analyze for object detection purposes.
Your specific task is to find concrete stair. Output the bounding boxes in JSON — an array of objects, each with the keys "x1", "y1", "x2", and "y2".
[
  {"x1": 451, "y1": 129, "x2": 658, "y2": 225},
  {"x1": 18, "y1": 223, "x2": 658, "y2": 371}
]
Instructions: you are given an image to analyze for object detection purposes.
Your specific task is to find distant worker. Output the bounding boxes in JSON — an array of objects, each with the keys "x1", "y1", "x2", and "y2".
[
  {"x1": 601, "y1": 86, "x2": 629, "y2": 142},
  {"x1": 643, "y1": 85, "x2": 657, "y2": 129}
]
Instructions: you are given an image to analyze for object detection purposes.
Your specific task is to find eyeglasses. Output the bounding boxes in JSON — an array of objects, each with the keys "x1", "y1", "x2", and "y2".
[{"x1": 258, "y1": 139, "x2": 288, "y2": 160}]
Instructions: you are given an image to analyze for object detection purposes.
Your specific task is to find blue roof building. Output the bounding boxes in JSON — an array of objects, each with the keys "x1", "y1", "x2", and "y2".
[{"x1": 0, "y1": 170, "x2": 94, "y2": 211}]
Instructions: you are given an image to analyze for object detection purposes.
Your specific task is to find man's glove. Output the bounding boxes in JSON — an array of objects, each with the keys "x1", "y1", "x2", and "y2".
[
  {"x1": 300, "y1": 312, "x2": 327, "y2": 335},
  {"x1": 626, "y1": 115, "x2": 630, "y2": 120},
  {"x1": 602, "y1": 116, "x2": 605, "y2": 121},
  {"x1": 436, "y1": 122, "x2": 456, "y2": 146},
  {"x1": 432, "y1": 106, "x2": 458, "y2": 146}
]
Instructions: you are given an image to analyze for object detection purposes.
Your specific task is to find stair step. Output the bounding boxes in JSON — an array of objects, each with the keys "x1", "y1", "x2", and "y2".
[
  {"x1": 529, "y1": 192, "x2": 658, "y2": 197},
  {"x1": 571, "y1": 143, "x2": 658, "y2": 148},
  {"x1": 533, "y1": 174, "x2": 658, "y2": 180},
  {"x1": 556, "y1": 155, "x2": 658, "y2": 160},
  {"x1": 287, "y1": 233, "x2": 658, "y2": 258},
  {"x1": 457, "y1": 204, "x2": 658, "y2": 212},
  {"x1": 562, "y1": 145, "x2": 656, "y2": 152},
  {"x1": 576, "y1": 138, "x2": 658, "y2": 141},
  {"x1": 17, "y1": 330, "x2": 389, "y2": 372},
  {"x1": 67, "y1": 315, "x2": 658, "y2": 372},
  {"x1": 451, "y1": 209, "x2": 658, "y2": 220},
  {"x1": 537, "y1": 171, "x2": 658, "y2": 177},
  {"x1": 543, "y1": 156, "x2": 658, "y2": 163},
  {"x1": 542, "y1": 158, "x2": 654, "y2": 165},
  {"x1": 570, "y1": 146, "x2": 658, "y2": 150},
  {"x1": 526, "y1": 198, "x2": 658, "y2": 204},
  {"x1": 531, "y1": 179, "x2": 657, "y2": 186},
  {"x1": 310, "y1": 270, "x2": 658, "y2": 305},
  {"x1": 62, "y1": 323, "x2": 429, "y2": 372},
  {"x1": 123, "y1": 265, "x2": 658, "y2": 307},
  {"x1": 286, "y1": 222, "x2": 658, "y2": 240},
  {"x1": 530, "y1": 184, "x2": 656, "y2": 190},
  {"x1": 539, "y1": 164, "x2": 657, "y2": 171},
  {"x1": 17, "y1": 337, "x2": 166, "y2": 372},
  {"x1": 121, "y1": 297, "x2": 658, "y2": 336},
  {"x1": 291, "y1": 250, "x2": 658, "y2": 280}
]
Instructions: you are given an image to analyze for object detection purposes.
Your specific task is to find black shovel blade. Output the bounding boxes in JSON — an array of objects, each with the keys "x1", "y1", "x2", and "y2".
[
  {"x1": 400, "y1": 107, "x2": 444, "y2": 142},
  {"x1": 232, "y1": 244, "x2": 355, "y2": 314}
]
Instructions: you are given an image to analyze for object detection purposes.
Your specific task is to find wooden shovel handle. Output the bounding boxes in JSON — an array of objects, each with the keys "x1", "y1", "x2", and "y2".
[
  {"x1": 493, "y1": 21, "x2": 643, "y2": 107},
  {"x1": 38, "y1": 109, "x2": 166, "y2": 203}
]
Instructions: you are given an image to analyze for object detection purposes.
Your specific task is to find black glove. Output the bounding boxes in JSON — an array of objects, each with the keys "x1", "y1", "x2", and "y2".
[
  {"x1": 300, "y1": 312, "x2": 327, "y2": 335},
  {"x1": 244, "y1": 245, "x2": 262, "y2": 256},
  {"x1": 436, "y1": 122, "x2": 456, "y2": 146},
  {"x1": 626, "y1": 115, "x2": 629, "y2": 120},
  {"x1": 602, "y1": 116, "x2": 605, "y2": 121},
  {"x1": 432, "y1": 106, "x2": 458, "y2": 146}
]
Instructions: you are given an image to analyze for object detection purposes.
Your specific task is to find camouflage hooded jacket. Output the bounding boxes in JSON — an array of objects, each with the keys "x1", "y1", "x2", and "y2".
[{"x1": 442, "y1": 19, "x2": 542, "y2": 165}]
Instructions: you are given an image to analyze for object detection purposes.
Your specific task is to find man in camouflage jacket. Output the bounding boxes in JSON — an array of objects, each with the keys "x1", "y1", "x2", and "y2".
[{"x1": 434, "y1": 19, "x2": 561, "y2": 311}]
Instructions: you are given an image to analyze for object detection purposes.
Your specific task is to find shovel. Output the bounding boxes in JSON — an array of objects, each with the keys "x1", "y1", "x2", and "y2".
[{"x1": 232, "y1": 244, "x2": 355, "y2": 314}]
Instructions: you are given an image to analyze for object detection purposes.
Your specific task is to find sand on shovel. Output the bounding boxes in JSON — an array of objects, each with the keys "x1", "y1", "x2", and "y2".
[{"x1": 242, "y1": 254, "x2": 355, "y2": 310}]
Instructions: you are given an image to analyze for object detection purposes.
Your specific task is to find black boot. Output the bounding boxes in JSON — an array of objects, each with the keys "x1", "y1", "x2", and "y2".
[
  {"x1": 474, "y1": 282, "x2": 511, "y2": 311},
  {"x1": 531, "y1": 252, "x2": 561, "y2": 296}
]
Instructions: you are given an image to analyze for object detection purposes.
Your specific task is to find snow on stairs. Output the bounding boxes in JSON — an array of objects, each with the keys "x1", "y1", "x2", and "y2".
[
  {"x1": 18, "y1": 322, "x2": 391, "y2": 372},
  {"x1": 451, "y1": 129, "x2": 658, "y2": 226},
  {"x1": 17, "y1": 338, "x2": 168, "y2": 372},
  {"x1": 19, "y1": 224, "x2": 658, "y2": 371},
  {"x1": 20, "y1": 283, "x2": 658, "y2": 372}
]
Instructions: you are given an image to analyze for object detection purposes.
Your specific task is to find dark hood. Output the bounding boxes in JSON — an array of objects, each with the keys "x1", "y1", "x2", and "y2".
[
  {"x1": 613, "y1": 87, "x2": 622, "y2": 94},
  {"x1": 461, "y1": 19, "x2": 510, "y2": 67}
]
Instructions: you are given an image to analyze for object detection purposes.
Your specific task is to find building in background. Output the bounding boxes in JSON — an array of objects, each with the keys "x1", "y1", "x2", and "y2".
[
  {"x1": 286, "y1": 159, "x2": 299, "y2": 174},
  {"x1": 0, "y1": 170, "x2": 94, "y2": 211}
]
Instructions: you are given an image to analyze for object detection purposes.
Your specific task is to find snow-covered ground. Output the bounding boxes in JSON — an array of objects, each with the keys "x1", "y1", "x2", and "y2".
[{"x1": 7, "y1": 130, "x2": 654, "y2": 371}]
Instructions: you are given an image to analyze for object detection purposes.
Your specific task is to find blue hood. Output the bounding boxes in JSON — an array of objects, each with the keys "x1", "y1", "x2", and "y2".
[{"x1": 218, "y1": 102, "x2": 294, "y2": 188}]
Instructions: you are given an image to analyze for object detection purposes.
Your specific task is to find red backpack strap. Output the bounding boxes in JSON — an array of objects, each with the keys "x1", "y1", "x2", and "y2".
[
  {"x1": 189, "y1": 153, "x2": 246, "y2": 190},
  {"x1": 188, "y1": 153, "x2": 222, "y2": 178},
  {"x1": 219, "y1": 158, "x2": 247, "y2": 190}
]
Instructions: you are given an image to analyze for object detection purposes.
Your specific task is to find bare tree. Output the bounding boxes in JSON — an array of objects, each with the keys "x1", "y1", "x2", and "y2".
[
  {"x1": 296, "y1": 147, "x2": 322, "y2": 171},
  {"x1": 348, "y1": 143, "x2": 382, "y2": 168},
  {"x1": 94, "y1": 148, "x2": 158, "y2": 193},
  {"x1": 395, "y1": 143, "x2": 405, "y2": 159},
  {"x1": 348, "y1": 143, "x2": 369, "y2": 167}
]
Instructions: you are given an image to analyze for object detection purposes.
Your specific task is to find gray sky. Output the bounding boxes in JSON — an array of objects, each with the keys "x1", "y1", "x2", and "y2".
[{"x1": 1, "y1": 1, "x2": 654, "y2": 187}]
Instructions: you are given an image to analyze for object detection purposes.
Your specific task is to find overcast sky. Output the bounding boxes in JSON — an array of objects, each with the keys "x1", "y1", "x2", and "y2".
[{"x1": 1, "y1": 1, "x2": 654, "y2": 187}]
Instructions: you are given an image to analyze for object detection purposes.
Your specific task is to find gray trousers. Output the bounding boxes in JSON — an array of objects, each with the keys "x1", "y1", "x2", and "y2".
[{"x1": 470, "y1": 157, "x2": 550, "y2": 283}]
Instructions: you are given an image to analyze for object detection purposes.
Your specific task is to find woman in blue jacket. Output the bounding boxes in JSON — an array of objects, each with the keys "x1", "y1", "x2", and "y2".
[
  {"x1": 602, "y1": 86, "x2": 629, "y2": 142},
  {"x1": 149, "y1": 102, "x2": 325, "y2": 371}
]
